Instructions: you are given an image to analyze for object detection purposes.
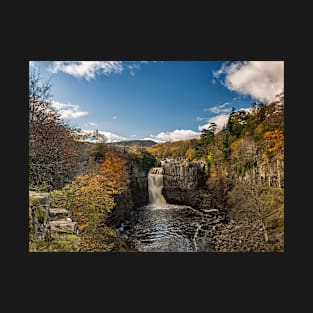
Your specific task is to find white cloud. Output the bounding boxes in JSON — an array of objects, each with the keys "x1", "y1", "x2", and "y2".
[
  {"x1": 112, "y1": 116, "x2": 118, "y2": 119},
  {"x1": 49, "y1": 61, "x2": 123, "y2": 80},
  {"x1": 205, "y1": 102, "x2": 232, "y2": 114},
  {"x1": 196, "y1": 117, "x2": 206, "y2": 121},
  {"x1": 127, "y1": 63, "x2": 141, "y2": 76},
  {"x1": 84, "y1": 122, "x2": 97, "y2": 127},
  {"x1": 49, "y1": 61, "x2": 153, "y2": 80},
  {"x1": 142, "y1": 137, "x2": 160, "y2": 142},
  {"x1": 213, "y1": 61, "x2": 231, "y2": 78},
  {"x1": 131, "y1": 134, "x2": 137, "y2": 138},
  {"x1": 198, "y1": 114, "x2": 229, "y2": 132},
  {"x1": 50, "y1": 101, "x2": 88, "y2": 119},
  {"x1": 81, "y1": 130, "x2": 127, "y2": 143},
  {"x1": 214, "y1": 61, "x2": 284, "y2": 102},
  {"x1": 147, "y1": 129, "x2": 201, "y2": 143}
]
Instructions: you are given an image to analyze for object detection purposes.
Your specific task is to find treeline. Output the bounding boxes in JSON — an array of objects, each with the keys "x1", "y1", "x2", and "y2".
[
  {"x1": 147, "y1": 93, "x2": 284, "y2": 170},
  {"x1": 146, "y1": 94, "x2": 284, "y2": 251},
  {"x1": 147, "y1": 139, "x2": 197, "y2": 159}
]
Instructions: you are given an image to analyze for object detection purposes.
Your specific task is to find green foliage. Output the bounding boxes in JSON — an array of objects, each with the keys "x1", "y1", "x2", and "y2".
[
  {"x1": 29, "y1": 196, "x2": 48, "y2": 233},
  {"x1": 185, "y1": 147, "x2": 196, "y2": 161},
  {"x1": 29, "y1": 234, "x2": 80, "y2": 252},
  {"x1": 200, "y1": 124, "x2": 215, "y2": 145},
  {"x1": 222, "y1": 128, "x2": 230, "y2": 160},
  {"x1": 234, "y1": 161, "x2": 253, "y2": 177},
  {"x1": 192, "y1": 141, "x2": 206, "y2": 159},
  {"x1": 29, "y1": 182, "x2": 51, "y2": 192},
  {"x1": 137, "y1": 151, "x2": 157, "y2": 171}
]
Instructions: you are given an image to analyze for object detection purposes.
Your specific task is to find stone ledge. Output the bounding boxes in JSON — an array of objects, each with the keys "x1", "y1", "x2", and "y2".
[
  {"x1": 49, "y1": 208, "x2": 69, "y2": 220},
  {"x1": 49, "y1": 220, "x2": 78, "y2": 234}
]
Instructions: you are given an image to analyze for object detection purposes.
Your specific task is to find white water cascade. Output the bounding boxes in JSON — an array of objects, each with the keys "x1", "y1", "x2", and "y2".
[{"x1": 148, "y1": 167, "x2": 167, "y2": 205}]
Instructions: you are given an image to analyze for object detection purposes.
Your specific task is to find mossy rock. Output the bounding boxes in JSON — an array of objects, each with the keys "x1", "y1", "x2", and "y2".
[{"x1": 29, "y1": 195, "x2": 49, "y2": 235}]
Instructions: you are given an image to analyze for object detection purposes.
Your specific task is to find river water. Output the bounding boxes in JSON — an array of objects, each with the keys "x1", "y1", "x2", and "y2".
[{"x1": 120, "y1": 167, "x2": 226, "y2": 252}]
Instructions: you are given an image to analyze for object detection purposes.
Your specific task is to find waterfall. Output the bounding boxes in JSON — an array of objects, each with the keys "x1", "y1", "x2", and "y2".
[{"x1": 148, "y1": 167, "x2": 167, "y2": 205}]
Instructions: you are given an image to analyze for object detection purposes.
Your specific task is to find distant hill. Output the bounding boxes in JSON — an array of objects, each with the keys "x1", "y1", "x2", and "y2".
[{"x1": 111, "y1": 140, "x2": 157, "y2": 147}]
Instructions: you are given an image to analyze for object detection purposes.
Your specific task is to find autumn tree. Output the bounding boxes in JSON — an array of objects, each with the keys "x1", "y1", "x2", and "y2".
[
  {"x1": 29, "y1": 67, "x2": 79, "y2": 189},
  {"x1": 50, "y1": 152, "x2": 129, "y2": 251},
  {"x1": 261, "y1": 130, "x2": 284, "y2": 161},
  {"x1": 185, "y1": 147, "x2": 196, "y2": 161},
  {"x1": 147, "y1": 140, "x2": 195, "y2": 159}
]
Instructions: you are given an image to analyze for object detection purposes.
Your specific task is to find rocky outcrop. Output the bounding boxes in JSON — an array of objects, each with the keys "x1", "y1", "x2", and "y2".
[
  {"x1": 109, "y1": 156, "x2": 156, "y2": 226},
  {"x1": 29, "y1": 191, "x2": 78, "y2": 241},
  {"x1": 238, "y1": 157, "x2": 284, "y2": 188},
  {"x1": 161, "y1": 159, "x2": 218, "y2": 211}
]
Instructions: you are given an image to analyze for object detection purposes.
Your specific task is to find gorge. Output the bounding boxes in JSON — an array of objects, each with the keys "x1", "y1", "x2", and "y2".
[
  {"x1": 119, "y1": 165, "x2": 227, "y2": 252},
  {"x1": 28, "y1": 61, "x2": 284, "y2": 253}
]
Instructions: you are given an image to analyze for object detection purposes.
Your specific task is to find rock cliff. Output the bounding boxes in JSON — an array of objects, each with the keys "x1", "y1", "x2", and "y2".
[
  {"x1": 109, "y1": 154, "x2": 156, "y2": 225},
  {"x1": 162, "y1": 159, "x2": 219, "y2": 211},
  {"x1": 29, "y1": 191, "x2": 79, "y2": 240}
]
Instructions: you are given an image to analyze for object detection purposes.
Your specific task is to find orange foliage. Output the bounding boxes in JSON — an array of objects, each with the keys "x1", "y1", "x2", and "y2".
[
  {"x1": 50, "y1": 152, "x2": 129, "y2": 251},
  {"x1": 99, "y1": 152, "x2": 129, "y2": 193},
  {"x1": 262, "y1": 130, "x2": 284, "y2": 160}
]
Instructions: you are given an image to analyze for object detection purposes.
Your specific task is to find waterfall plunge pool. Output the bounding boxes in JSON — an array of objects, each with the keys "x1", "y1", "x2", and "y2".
[{"x1": 119, "y1": 167, "x2": 226, "y2": 252}]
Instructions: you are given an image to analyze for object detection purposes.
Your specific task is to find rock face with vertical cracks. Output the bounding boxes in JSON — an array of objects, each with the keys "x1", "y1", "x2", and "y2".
[
  {"x1": 162, "y1": 159, "x2": 217, "y2": 211},
  {"x1": 109, "y1": 156, "x2": 155, "y2": 225}
]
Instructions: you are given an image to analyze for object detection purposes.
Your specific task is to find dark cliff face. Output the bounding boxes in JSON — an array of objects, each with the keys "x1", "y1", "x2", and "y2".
[
  {"x1": 162, "y1": 156, "x2": 284, "y2": 210},
  {"x1": 162, "y1": 160, "x2": 217, "y2": 210},
  {"x1": 109, "y1": 156, "x2": 155, "y2": 226},
  {"x1": 161, "y1": 156, "x2": 284, "y2": 251}
]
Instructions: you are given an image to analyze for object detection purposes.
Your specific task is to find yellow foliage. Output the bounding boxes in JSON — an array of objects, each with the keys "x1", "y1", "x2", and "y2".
[
  {"x1": 210, "y1": 171, "x2": 217, "y2": 178},
  {"x1": 185, "y1": 148, "x2": 196, "y2": 161},
  {"x1": 147, "y1": 140, "x2": 195, "y2": 158},
  {"x1": 207, "y1": 152, "x2": 214, "y2": 164},
  {"x1": 50, "y1": 152, "x2": 129, "y2": 251},
  {"x1": 255, "y1": 123, "x2": 264, "y2": 135},
  {"x1": 230, "y1": 138, "x2": 245, "y2": 152}
]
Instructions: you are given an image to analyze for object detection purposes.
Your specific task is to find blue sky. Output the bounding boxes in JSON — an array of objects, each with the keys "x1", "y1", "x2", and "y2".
[{"x1": 29, "y1": 61, "x2": 284, "y2": 142}]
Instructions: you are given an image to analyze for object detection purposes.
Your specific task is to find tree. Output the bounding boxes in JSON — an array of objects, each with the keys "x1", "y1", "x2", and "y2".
[
  {"x1": 261, "y1": 130, "x2": 284, "y2": 161},
  {"x1": 226, "y1": 109, "x2": 247, "y2": 138},
  {"x1": 50, "y1": 152, "x2": 129, "y2": 251},
  {"x1": 227, "y1": 182, "x2": 270, "y2": 249},
  {"x1": 29, "y1": 67, "x2": 79, "y2": 189},
  {"x1": 200, "y1": 122, "x2": 216, "y2": 145},
  {"x1": 185, "y1": 147, "x2": 196, "y2": 161},
  {"x1": 222, "y1": 126, "x2": 230, "y2": 160},
  {"x1": 226, "y1": 107, "x2": 236, "y2": 133},
  {"x1": 90, "y1": 130, "x2": 108, "y2": 162}
]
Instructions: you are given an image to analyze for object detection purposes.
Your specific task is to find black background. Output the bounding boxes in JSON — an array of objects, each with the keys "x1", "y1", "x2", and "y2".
[{"x1": 3, "y1": 3, "x2": 308, "y2": 311}]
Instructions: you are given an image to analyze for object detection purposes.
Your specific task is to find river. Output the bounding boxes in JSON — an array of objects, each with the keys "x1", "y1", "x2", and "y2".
[{"x1": 119, "y1": 167, "x2": 226, "y2": 252}]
